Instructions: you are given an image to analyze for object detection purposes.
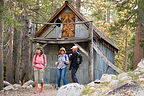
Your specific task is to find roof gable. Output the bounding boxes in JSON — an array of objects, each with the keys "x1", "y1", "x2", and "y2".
[{"x1": 35, "y1": 1, "x2": 119, "y2": 51}]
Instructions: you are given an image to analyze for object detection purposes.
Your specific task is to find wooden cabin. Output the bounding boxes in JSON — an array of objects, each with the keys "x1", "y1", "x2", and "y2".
[{"x1": 31, "y1": 1, "x2": 122, "y2": 84}]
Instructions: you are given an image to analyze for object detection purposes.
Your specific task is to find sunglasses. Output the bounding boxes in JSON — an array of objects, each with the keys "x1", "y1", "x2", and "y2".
[{"x1": 61, "y1": 50, "x2": 64, "y2": 51}]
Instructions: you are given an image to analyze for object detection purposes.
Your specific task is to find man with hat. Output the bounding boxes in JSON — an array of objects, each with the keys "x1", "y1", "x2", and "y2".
[{"x1": 69, "y1": 46, "x2": 79, "y2": 83}]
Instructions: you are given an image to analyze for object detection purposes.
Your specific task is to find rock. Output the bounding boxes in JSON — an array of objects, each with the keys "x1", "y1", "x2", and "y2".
[
  {"x1": 139, "y1": 74, "x2": 144, "y2": 78},
  {"x1": 91, "y1": 89, "x2": 104, "y2": 96},
  {"x1": 109, "y1": 80, "x2": 119, "y2": 87},
  {"x1": 139, "y1": 78, "x2": 144, "y2": 82},
  {"x1": 105, "y1": 80, "x2": 144, "y2": 96},
  {"x1": 100, "y1": 74, "x2": 112, "y2": 82},
  {"x1": 57, "y1": 83, "x2": 84, "y2": 96},
  {"x1": 23, "y1": 80, "x2": 34, "y2": 87},
  {"x1": 87, "y1": 82, "x2": 95, "y2": 87},
  {"x1": 119, "y1": 76, "x2": 132, "y2": 81},
  {"x1": 13, "y1": 84, "x2": 22, "y2": 89},
  {"x1": 118, "y1": 72, "x2": 128, "y2": 80},
  {"x1": 110, "y1": 74, "x2": 117, "y2": 80},
  {"x1": 134, "y1": 71, "x2": 141, "y2": 75},
  {"x1": 44, "y1": 84, "x2": 54, "y2": 89},
  {"x1": 3, "y1": 85, "x2": 14, "y2": 91},
  {"x1": 3, "y1": 81, "x2": 11, "y2": 87},
  {"x1": 135, "y1": 58, "x2": 144, "y2": 72}
]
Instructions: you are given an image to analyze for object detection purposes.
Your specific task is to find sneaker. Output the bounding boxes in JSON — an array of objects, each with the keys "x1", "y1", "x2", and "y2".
[
  {"x1": 40, "y1": 88, "x2": 43, "y2": 92},
  {"x1": 34, "y1": 90, "x2": 38, "y2": 94}
]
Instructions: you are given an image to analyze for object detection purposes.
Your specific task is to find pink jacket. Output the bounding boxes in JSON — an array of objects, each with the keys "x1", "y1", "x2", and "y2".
[{"x1": 32, "y1": 54, "x2": 47, "y2": 69}]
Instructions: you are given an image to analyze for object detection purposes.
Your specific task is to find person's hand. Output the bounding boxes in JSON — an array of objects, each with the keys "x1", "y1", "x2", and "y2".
[
  {"x1": 55, "y1": 62, "x2": 58, "y2": 67},
  {"x1": 63, "y1": 59, "x2": 66, "y2": 63},
  {"x1": 69, "y1": 54, "x2": 72, "y2": 57}
]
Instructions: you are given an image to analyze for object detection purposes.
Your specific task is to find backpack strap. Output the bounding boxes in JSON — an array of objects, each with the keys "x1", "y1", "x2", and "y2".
[
  {"x1": 43, "y1": 54, "x2": 45, "y2": 65},
  {"x1": 34, "y1": 54, "x2": 37, "y2": 64}
]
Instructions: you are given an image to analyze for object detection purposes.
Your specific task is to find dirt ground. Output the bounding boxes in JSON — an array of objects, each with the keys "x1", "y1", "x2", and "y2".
[{"x1": 0, "y1": 85, "x2": 58, "y2": 96}]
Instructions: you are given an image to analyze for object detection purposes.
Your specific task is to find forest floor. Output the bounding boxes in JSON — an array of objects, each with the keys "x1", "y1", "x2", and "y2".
[{"x1": 0, "y1": 85, "x2": 58, "y2": 96}]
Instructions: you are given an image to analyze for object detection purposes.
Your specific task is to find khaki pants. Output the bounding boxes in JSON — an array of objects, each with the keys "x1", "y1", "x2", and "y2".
[{"x1": 34, "y1": 68, "x2": 44, "y2": 82}]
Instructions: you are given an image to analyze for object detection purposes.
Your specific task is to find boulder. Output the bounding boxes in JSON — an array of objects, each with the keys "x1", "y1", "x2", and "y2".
[
  {"x1": 57, "y1": 83, "x2": 84, "y2": 96},
  {"x1": 139, "y1": 78, "x2": 144, "y2": 82},
  {"x1": 135, "y1": 58, "x2": 144, "y2": 72},
  {"x1": 3, "y1": 84, "x2": 14, "y2": 91},
  {"x1": 91, "y1": 89, "x2": 103, "y2": 96},
  {"x1": 105, "y1": 80, "x2": 144, "y2": 96},
  {"x1": 87, "y1": 82, "x2": 95, "y2": 87},
  {"x1": 118, "y1": 72, "x2": 128, "y2": 80},
  {"x1": 23, "y1": 80, "x2": 34, "y2": 87},
  {"x1": 110, "y1": 74, "x2": 117, "y2": 80},
  {"x1": 100, "y1": 74, "x2": 112, "y2": 82},
  {"x1": 109, "y1": 80, "x2": 119, "y2": 87},
  {"x1": 3, "y1": 81, "x2": 11, "y2": 87},
  {"x1": 13, "y1": 84, "x2": 22, "y2": 89},
  {"x1": 119, "y1": 76, "x2": 132, "y2": 81}
]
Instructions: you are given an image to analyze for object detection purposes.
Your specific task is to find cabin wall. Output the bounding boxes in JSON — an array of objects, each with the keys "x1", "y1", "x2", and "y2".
[
  {"x1": 94, "y1": 39, "x2": 115, "y2": 80},
  {"x1": 40, "y1": 7, "x2": 89, "y2": 39},
  {"x1": 42, "y1": 41, "x2": 115, "y2": 84}
]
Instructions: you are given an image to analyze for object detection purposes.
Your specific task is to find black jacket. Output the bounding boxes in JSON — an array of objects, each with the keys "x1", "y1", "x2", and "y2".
[{"x1": 69, "y1": 51, "x2": 79, "y2": 70}]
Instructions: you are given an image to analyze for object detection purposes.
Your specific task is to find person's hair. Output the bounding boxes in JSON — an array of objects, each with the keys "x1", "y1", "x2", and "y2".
[
  {"x1": 59, "y1": 47, "x2": 66, "y2": 54},
  {"x1": 36, "y1": 47, "x2": 44, "y2": 55}
]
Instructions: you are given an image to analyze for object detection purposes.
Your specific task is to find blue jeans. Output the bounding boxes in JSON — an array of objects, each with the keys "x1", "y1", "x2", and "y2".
[{"x1": 57, "y1": 67, "x2": 67, "y2": 87}]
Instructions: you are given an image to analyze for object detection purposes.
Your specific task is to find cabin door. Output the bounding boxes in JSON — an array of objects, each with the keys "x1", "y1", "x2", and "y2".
[{"x1": 61, "y1": 13, "x2": 75, "y2": 37}]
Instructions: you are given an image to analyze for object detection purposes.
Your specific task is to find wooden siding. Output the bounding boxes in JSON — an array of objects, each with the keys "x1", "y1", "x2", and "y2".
[
  {"x1": 40, "y1": 8, "x2": 89, "y2": 39},
  {"x1": 42, "y1": 41, "x2": 115, "y2": 84}
]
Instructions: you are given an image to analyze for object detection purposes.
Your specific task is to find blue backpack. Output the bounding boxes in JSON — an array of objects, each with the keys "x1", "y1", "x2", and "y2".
[{"x1": 58, "y1": 54, "x2": 68, "y2": 65}]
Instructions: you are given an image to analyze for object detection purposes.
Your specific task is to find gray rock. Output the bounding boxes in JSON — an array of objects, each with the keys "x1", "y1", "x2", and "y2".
[
  {"x1": 57, "y1": 83, "x2": 84, "y2": 96},
  {"x1": 109, "y1": 80, "x2": 119, "y2": 87},
  {"x1": 91, "y1": 89, "x2": 104, "y2": 96},
  {"x1": 139, "y1": 78, "x2": 144, "y2": 82},
  {"x1": 100, "y1": 74, "x2": 112, "y2": 83},
  {"x1": 13, "y1": 84, "x2": 22, "y2": 89},
  {"x1": 3, "y1": 84, "x2": 14, "y2": 91},
  {"x1": 3, "y1": 81, "x2": 11, "y2": 87},
  {"x1": 87, "y1": 82, "x2": 95, "y2": 87},
  {"x1": 119, "y1": 76, "x2": 132, "y2": 81},
  {"x1": 105, "y1": 80, "x2": 144, "y2": 96},
  {"x1": 135, "y1": 58, "x2": 144, "y2": 72},
  {"x1": 23, "y1": 80, "x2": 34, "y2": 87},
  {"x1": 118, "y1": 73, "x2": 128, "y2": 80}
]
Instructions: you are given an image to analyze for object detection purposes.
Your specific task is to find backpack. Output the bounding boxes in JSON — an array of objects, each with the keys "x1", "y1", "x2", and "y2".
[{"x1": 76, "y1": 52, "x2": 82, "y2": 64}]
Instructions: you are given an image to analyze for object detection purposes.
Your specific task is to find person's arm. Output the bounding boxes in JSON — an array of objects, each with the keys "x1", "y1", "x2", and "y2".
[{"x1": 44, "y1": 55, "x2": 47, "y2": 68}]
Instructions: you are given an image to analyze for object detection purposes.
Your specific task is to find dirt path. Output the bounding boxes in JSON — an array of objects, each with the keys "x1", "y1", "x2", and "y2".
[{"x1": 0, "y1": 86, "x2": 58, "y2": 96}]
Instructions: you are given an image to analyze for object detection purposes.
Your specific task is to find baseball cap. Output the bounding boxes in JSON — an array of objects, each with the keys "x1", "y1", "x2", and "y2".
[{"x1": 71, "y1": 46, "x2": 78, "y2": 49}]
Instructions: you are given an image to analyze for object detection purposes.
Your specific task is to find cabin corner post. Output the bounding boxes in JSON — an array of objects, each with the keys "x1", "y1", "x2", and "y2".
[{"x1": 88, "y1": 21, "x2": 94, "y2": 82}]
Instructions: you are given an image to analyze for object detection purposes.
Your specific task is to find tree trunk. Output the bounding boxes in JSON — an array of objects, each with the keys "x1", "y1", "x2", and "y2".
[
  {"x1": 76, "y1": 0, "x2": 81, "y2": 12},
  {"x1": 134, "y1": 24, "x2": 144, "y2": 69},
  {"x1": 21, "y1": 8, "x2": 32, "y2": 83},
  {"x1": 134, "y1": 0, "x2": 144, "y2": 69},
  {"x1": 6, "y1": 15, "x2": 14, "y2": 83},
  {"x1": 0, "y1": 0, "x2": 4, "y2": 90}
]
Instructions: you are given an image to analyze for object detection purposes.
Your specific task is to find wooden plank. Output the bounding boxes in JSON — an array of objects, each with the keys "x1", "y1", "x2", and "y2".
[
  {"x1": 88, "y1": 21, "x2": 94, "y2": 82},
  {"x1": 93, "y1": 42, "x2": 123, "y2": 73},
  {"x1": 105, "y1": 66, "x2": 110, "y2": 74},
  {"x1": 44, "y1": 26, "x2": 55, "y2": 38},
  {"x1": 74, "y1": 43, "x2": 88, "y2": 57},
  {"x1": 32, "y1": 21, "x2": 92, "y2": 25}
]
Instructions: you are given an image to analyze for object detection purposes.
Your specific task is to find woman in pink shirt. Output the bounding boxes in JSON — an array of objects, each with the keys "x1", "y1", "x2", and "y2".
[{"x1": 32, "y1": 47, "x2": 47, "y2": 94}]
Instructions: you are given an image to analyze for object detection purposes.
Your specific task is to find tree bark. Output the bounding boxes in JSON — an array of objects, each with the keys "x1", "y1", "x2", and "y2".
[
  {"x1": 134, "y1": 0, "x2": 144, "y2": 69},
  {"x1": 134, "y1": 24, "x2": 144, "y2": 69},
  {"x1": 0, "y1": 0, "x2": 4, "y2": 90},
  {"x1": 6, "y1": 3, "x2": 15, "y2": 83}
]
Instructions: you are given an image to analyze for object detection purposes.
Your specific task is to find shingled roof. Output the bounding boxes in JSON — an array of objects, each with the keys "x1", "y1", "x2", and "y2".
[{"x1": 35, "y1": 1, "x2": 119, "y2": 52}]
